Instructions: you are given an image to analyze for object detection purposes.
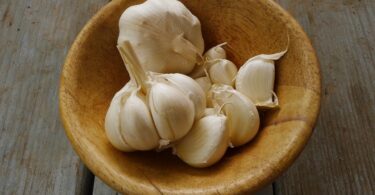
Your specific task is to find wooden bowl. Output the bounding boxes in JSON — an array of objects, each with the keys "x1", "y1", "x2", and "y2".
[{"x1": 59, "y1": 0, "x2": 321, "y2": 194}]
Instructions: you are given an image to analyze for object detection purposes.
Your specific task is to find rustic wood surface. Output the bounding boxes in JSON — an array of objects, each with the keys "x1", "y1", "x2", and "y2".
[
  {"x1": 0, "y1": 0, "x2": 108, "y2": 194},
  {"x1": 0, "y1": 0, "x2": 374, "y2": 194},
  {"x1": 93, "y1": 178, "x2": 274, "y2": 195},
  {"x1": 274, "y1": 0, "x2": 375, "y2": 194}
]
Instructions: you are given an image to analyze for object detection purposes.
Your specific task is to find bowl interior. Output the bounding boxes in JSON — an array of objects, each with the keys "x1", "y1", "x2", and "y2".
[{"x1": 60, "y1": 0, "x2": 321, "y2": 194}]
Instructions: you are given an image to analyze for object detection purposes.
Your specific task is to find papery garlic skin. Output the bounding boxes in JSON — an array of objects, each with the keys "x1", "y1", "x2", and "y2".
[
  {"x1": 149, "y1": 83, "x2": 195, "y2": 141},
  {"x1": 208, "y1": 59, "x2": 238, "y2": 86},
  {"x1": 156, "y1": 73, "x2": 206, "y2": 119},
  {"x1": 118, "y1": 0, "x2": 204, "y2": 74},
  {"x1": 174, "y1": 114, "x2": 229, "y2": 168},
  {"x1": 195, "y1": 77, "x2": 211, "y2": 95},
  {"x1": 211, "y1": 85, "x2": 260, "y2": 147},
  {"x1": 235, "y1": 51, "x2": 286, "y2": 108}
]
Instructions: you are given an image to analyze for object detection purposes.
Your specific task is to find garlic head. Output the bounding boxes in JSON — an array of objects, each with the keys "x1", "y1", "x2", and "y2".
[{"x1": 118, "y1": 0, "x2": 204, "y2": 74}]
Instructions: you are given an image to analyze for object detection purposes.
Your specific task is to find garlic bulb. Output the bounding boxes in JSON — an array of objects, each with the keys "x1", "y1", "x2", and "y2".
[
  {"x1": 113, "y1": 41, "x2": 203, "y2": 144},
  {"x1": 174, "y1": 109, "x2": 229, "y2": 168},
  {"x1": 189, "y1": 43, "x2": 227, "y2": 78},
  {"x1": 105, "y1": 82, "x2": 160, "y2": 151},
  {"x1": 207, "y1": 59, "x2": 238, "y2": 86},
  {"x1": 235, "y1": 50, "x2": 287, "y2": 108},
  {"x1": 194, "y1": 77, "x2": 211, "y2": 95},
  {"x1": 211, "y1": 84, "x2": 260, "y2": 147},
  {"x1": 118, "y1": 0, "x2": 204, "y2": 74}
]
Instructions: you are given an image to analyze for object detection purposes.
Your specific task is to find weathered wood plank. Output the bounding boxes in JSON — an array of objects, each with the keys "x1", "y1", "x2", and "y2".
[
  {"x1": 93, "y1": 177, "x2": 274, "y2": 195},
  {"x1": 0, "y1": 0, "x2": 108, "y2": 194},
  {"x1": 93, "y1": 178, "x2": 119, "y2": 195},
  {"x1": 274, "y1": 0, "x2": 375, "y2": 194}
]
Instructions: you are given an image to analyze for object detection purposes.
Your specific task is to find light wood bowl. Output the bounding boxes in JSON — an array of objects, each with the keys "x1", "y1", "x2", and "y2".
[{"x1": 59, "y1": 0, "x2": 321, "y2": 194}]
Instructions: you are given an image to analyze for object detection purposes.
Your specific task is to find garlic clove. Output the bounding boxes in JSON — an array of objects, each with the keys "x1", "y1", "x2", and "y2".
[
  {"x1": 105, "y1": 82, "x2": 136, "y2": 152},
  {"x1": 194, "y1": 77, "x2": 212, "y2": 95},
  {"x1": 211, "y1": 84, "x2": 260, "y2": 147},
  {"x1": 235, "y1": 50, "x2": 286, "y2": 108},
  {"x1": 149, "y1": 83, "x2": 195, "y2": 141},
  {"x1": 119, "y1": 91, "x2": 160, "y2": 151},
  {"x1": 204, "y1": 43, "x2": 227, "y2": 60},
  {"x1": 118, "y1": 0, "x2": 204, "y2": 74},
  {"x1": 189, "y1": 43, "x2": 227, "y2": 79},
  {"x1": 208, "y1": 59, "x2": 238, "y2": 86},
  {"x1": 156, "y1": 73, "x2": 206, "y2": 119},
  {"x1": 174, "y1": 114, "x2": 229, "y2": 168}
]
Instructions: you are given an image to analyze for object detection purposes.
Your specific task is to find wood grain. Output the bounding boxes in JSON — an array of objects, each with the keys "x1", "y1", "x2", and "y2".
[
  {"x1": 0, "y1": 0, "x2": 107, "y2": 194},
  {"x1": 274, "y1": 0, "x2": 375, "y2": 194},
  {"x1": 59, "y1": 0, "x2": 320, "y2": 194},
  {"x1": 93, "y1": 177, "x2": 275, "y2": 195}
]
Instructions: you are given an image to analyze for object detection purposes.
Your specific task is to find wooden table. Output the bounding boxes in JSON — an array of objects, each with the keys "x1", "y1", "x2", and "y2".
[{"x1": 0, "y1": 0, "x2": 374, "y2": 194}]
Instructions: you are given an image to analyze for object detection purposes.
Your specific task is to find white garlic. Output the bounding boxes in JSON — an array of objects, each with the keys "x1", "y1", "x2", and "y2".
[
  {"x1": 155, "y1": 73, "x2": 206, "y2": 119},
  {"x1": 118, "y1": 0, "x2": 204, "y2": 74},
  {"x1": 194, "y1": 76, "x2": 212, "y2": 95},
  {"x1": 119, "y1": 89, "x2": 160, "y2": 150},
  {"x1": 105, "y1": 82, "x2": 136, "y2": 152},
  {"x1": 207, "y1": 59, "x2": 238, "y2": 86},
  {"x1": 105, "y1": 81, "x2": 160, "y2": 151},
  {"x1": 211, "y1": 84, "x2": 260, "y2": 147},
  {"x1": 189, "y1": 43, "x2": 227, "y2": 78},
  {"x1": 204, "y1": 43, "x2": 227, "y2": 60},
  {"x1": 149, "y1": 82, "x2": 195, "y2": 141},
  {"x1": 235, "y1": 50, "x2": 287, "y2": 108},
  {"x1": 174, "y1": 110, "x2": 229, "y2": 168},
  {"x1": 113, "y1": 42, "x2": 203, "y2": 145}
]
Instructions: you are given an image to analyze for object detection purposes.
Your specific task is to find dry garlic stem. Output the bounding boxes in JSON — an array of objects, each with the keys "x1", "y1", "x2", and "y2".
[
  {"x1": 236, "y1": 50, "x2": 287, "y2": 108},
  {"x1": 118, "y1": 42, "x2": 202, "y2": 142},
  {"x1": 118, "y1": 0, "x2": 204, "y2": 74},
  {"x1": 174, "y1": 108, "x2": 229, "y2": 168},
  {"x1": 211, "y1": 84, "x2": 260, "y2": 147}
]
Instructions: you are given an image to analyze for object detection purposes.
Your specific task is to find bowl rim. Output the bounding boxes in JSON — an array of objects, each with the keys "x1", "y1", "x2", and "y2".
[{"x1": 59, "y1": 0, "x2": 321, "y2": 193}]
